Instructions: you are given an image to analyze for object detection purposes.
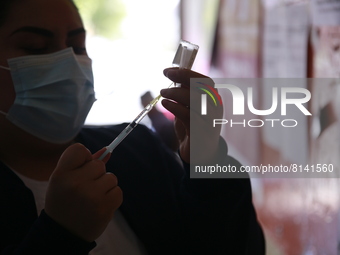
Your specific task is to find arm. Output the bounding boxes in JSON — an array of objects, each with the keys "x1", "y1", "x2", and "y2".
[
  {"x1": 178, "y1": 141, "x2": 265, "y2": 254},
  {"x1": 1, "y1": 145, "x2": 122, "y2": 254},
  {"x1": 160, "y1": 68, "x2": 265, "y2": 254},
  {"x1": 2, "y1": 211, "x2": 96, "y2": 255}
]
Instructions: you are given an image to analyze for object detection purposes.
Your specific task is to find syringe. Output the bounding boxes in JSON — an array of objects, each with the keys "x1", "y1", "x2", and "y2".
[
  {"x1": 98, "y1": 87, "x2": 170, "y2": 160},
  {"x1": 98, "y1": 40, "x2": 199, "y2": 160}
]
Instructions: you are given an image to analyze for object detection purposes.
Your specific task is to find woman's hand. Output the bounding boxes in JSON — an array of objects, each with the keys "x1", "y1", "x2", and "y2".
[
  {"x1": 161, "y1": 68, "x2": 223, "y2": 164},
  {"x1": 45, "y1": 144, "x2": 123, "y2": 242}
]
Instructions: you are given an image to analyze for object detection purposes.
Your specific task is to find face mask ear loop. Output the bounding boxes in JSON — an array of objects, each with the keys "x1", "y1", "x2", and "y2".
[
  {"x1": 0, "y1": 66, "x2": 11, "y2": 118},
  {"x1": 0, "y1": 66, "x2": 11, "y2": 71}
]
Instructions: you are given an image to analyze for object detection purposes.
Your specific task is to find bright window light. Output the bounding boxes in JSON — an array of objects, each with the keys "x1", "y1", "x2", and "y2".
[{"x1": 80, "y1": 0, "x2": 181, "y2": 125}]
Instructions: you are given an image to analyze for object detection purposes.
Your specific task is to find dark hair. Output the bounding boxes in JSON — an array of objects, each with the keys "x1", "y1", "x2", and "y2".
[
  {"x1": 0, "y1": 0, "x2": 76, "y2": 27},
  {"x1": 0, "y1": 0, "x2": 20, "y2": 26}
]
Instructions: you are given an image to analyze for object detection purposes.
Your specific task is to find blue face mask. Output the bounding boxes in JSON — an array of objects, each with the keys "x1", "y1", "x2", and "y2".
[{"x1": 0, "y1": 48, "x2": 96, "y2": 144}]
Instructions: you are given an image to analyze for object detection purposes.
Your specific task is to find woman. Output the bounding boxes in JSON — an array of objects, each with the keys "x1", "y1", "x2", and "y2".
[{"x1": 0, "y1": 0, "x2": 265, "y2": 254}]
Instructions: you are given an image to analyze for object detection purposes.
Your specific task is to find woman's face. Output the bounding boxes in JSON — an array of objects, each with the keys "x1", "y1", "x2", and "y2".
[{"x1": 0, "y1": 0, "x2": 86, "y2": 113}]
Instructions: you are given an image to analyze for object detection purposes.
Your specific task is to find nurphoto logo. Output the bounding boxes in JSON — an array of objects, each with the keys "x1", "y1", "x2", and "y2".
[
  {"x1": 197, "y1": 82, "x2": 223, "y2": 115},
  {"x1": 199, "y1": 83, "x2": 312, "y2": 128}
]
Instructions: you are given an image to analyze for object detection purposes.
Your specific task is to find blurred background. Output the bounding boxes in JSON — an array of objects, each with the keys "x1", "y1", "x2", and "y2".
[{"x1": 76, "y1": 0, "x2": 340, "y2": 254}]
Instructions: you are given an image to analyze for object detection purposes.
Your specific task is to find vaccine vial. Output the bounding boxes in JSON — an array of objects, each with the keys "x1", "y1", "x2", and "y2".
[{"x1": 172, "y1": 40, "x2": 199, "y2": 70}]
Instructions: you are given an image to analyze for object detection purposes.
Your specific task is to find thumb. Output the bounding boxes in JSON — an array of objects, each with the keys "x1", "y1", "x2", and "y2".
[
  {"x1": 55, "y1": 143, "x2": 92, "y2": 173},
  {"x1": 92, "y1": 147, "x2": 111, "y2": 164}
]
